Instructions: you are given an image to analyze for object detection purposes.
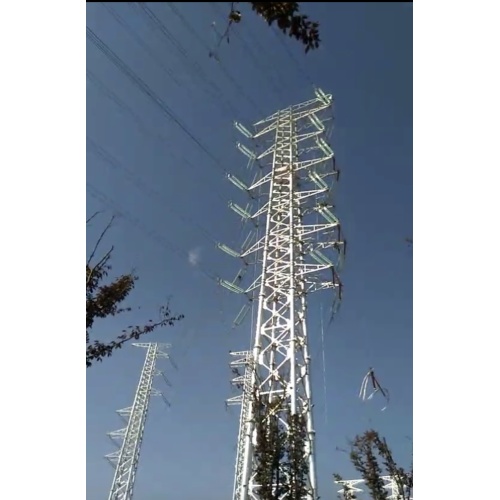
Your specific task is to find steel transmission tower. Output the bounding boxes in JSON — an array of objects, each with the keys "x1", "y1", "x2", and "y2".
[
  {"x1": 334, "y1": 479, "x2": 365, "y2": 498},
  {"x1": 219, "y1": 88, "x2": 345, "y2": 500},
  {"x1": 227, "y1": 351, "x2": 254, "y2": 499},
  {"x1": 105, "y1": 343, "x2": 172, "y2": 500},
  {"x1": 335, "y1": 476, "x2": 413, "y2": 500}
]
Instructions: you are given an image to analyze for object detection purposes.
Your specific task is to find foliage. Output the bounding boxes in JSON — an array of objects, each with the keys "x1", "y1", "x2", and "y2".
[
  {"x1": 336, "y1": 429, "x2": 413, "y2": 500},
  {"x1": 224, "y1": 2, "x2": 320, "y2": 52},
  {"x1": 254, "y1": 394, "x2": 286, "y2": 498},
  {"x1": 86, "y1": 213, "x2": 184, "y2": 367},
  {"x1": 253, "y1": 390, "x2": 309, "y2": 499}
]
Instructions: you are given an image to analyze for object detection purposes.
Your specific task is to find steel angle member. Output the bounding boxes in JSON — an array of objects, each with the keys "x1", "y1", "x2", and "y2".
[
  {"x1": 234, "y1": 121, "x2": 253, "y2": 139},
  {"x1": 229, "y1": 201, "x2": 252, "y2": 219},
  {"x1": 244, "y1": 275, "x2": 261, "y2": 293},
  {"x1": 217, "y1": 242, "x2": 241, "y2": 258},
  {"x1": 218, "y1": 279, "x2": 245, "y2": 294},
  {"x1": 257, "y1": 144, "x2": 275, "y2": 160},
  {"x1": 227, "y1": 173, "x2": 249, "y2": 192},
  {"x1": 237, "y1": 142, "x2": 256, "y2": 160},
  {"x1": 233, "y1": 303, "x2": 251, "y2": 326}
]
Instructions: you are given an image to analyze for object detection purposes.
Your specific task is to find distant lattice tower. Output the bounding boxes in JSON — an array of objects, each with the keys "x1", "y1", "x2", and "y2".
[
  {"x1": 335, "y1": 476, "x2": 413, "y2": 500},
  {"x1": 105, "y1": 343, "x2": 172, "y2": 500},
  {"x1": 335, "y1": 478, "x2": 365, "y2": 497},
  {"x1": 219, "y1": 88, "x2": 345, "y2": 500},
  {"x1": 226, "y1": 351, "x2": 254, "y2": 499}
]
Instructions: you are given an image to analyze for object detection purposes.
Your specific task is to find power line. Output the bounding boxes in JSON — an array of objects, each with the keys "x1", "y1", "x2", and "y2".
[
  {"x1": 87, "y1": 69, "x2": 165, "y2": 141},
  {"x1": 271, "y1": 26, "x2": 314, "y2": 87},
  {"x1": 165, "y1": 2, "x2": 265, "y2": 118},
  {"x1": 235, "y1": 16, "x2": 291, "y2": 92},
  {"x1": 86, "y1": 69, "x2": 228, "y2": 208},
  {"x1": 100, "y1": 2, "x2": 185, "y2": 89},
  {"x1": 135, "y1": 3, "x2": 241, "y2": 120},
  {"x1": 86, "y1": 26, "x2": 225, "y2": 173},
  {"x1": 86, "y1": 182, "x2": 218, "y2": 283},
  {"x1": 209, "y1": 2, "x2": 285, "y2": 104},
  {"x1": 86, "y1": 137, "x2": 221, "y2": 245}
]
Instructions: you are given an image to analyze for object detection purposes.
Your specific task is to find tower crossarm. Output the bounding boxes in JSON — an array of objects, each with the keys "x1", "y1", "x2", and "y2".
[{"x1": 252, "y1": 93, "x2": 333, "y2": 138}]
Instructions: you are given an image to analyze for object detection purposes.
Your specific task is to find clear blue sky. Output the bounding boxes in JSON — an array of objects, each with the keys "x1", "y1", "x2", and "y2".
[{"x1": 86, "y1": 3, "x2": 412, "y2": 499}]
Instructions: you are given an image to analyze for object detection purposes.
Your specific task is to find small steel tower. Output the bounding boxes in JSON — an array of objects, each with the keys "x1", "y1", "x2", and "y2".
[
  {"x1": 335, "y1": 476, "x2": 413, "y2": 500},
  {"x1": 335, "y1": 478, "x2": 365, "y2": 498},
  {"x1": 219, "y1": 88, "x2": 345, "y2": 500},
  {"x1": 227, "y1": 351, "x2": 254, "y2": 499},
  {"x1": 105, "y1": 343, "x2": 171, "y2": 500}
]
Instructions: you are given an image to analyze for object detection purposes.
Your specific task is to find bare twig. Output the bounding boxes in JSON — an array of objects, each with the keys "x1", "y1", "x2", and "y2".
[
  {"x1": 86, "y1": 305, "x2": 184, "y2": 367},
  {"x1": 87, "y1": 215, "x2": 115, "y2": 267},
  {"x1": 86, "y1": 210, "x2": 102, "y2": 224},
  {"x1": 86, "y1": 245, "x2": 114, "y2": 287}
]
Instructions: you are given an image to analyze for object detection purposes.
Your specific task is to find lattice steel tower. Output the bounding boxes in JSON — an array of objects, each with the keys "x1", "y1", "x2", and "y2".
[
  {"x1": 335, "y1": 476, "x2": 413, "y2": 500},
  {"x1": 105, "y1": 343, "x2": 172, "y2": 500},
  {"x1": 219, "y1": 88, "x2": 345, "y2": 500}
]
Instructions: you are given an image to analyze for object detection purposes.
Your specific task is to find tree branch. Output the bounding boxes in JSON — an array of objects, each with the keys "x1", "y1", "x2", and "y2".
[
  {"x1": 86, "y1": 210, "x2": 102, "y2": 224},
  {"x1": 86, "y1": 305, "x2": 184, "y2": 367},
  {"x1": 87, "y1": 215, "x2": 115, "y2": 267}
]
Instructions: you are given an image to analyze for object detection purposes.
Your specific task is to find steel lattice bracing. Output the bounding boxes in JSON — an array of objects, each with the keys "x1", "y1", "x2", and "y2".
[
  {"x1": 105, "y1": 343, "x2": 171, "y2": 500},
  {"x1": 220, "y1": 88, "x2": 345, "y2": 500}
]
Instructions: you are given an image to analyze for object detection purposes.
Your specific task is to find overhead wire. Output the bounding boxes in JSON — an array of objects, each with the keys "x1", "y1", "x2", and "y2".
[
  {"x1": 86, "y1": 182, "x2": 218, "y2": 283},
  {"x1": 223, "y1": 6, "x2": 291, "y2": 93},
  {"x1": 86, "y1": 137, "x2": 222, "y2": 245},
  {"x1": 164, "y1": 2, "x2": 264, "y2": 119},
  {"x1": 86, "y1": 26, "x2": 226, "y2": 174},
  {"x1": 86, "y1": 23, "x2": 261, "y2": 317},
  {"x1": 87, "y1": 68, "x2": 154, "y2": 139},
  {"x1": 100, "y1": 2, "x2": 185, "y2": 90},
  {"x1": 87, "y1": 180, "x2": 238, "y2": 372},
  {"x1": 271, "y1": 26, "x2": 314, "y2": 87},
  {"x1": 89, "y1": 5, "x2": 271, "y2": 211},
  {"x1": 86, "y1": 8, "x2": 275, "y2": 367},
  {"x1": 87, "y1": 6, "x2": 291, "y2": 350},
  {"x1": 116, "y1": 5, "x2": 271, "y2": 327},
  {"x1": 134, "y1": 3, "x2": 240, "y2": 121},
  {"x1": 209, "y1": 2, "x2": 284, "y2": 106},
  {"x1": 86, "y1": 69, "x2": 228, "y2": 207}
]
